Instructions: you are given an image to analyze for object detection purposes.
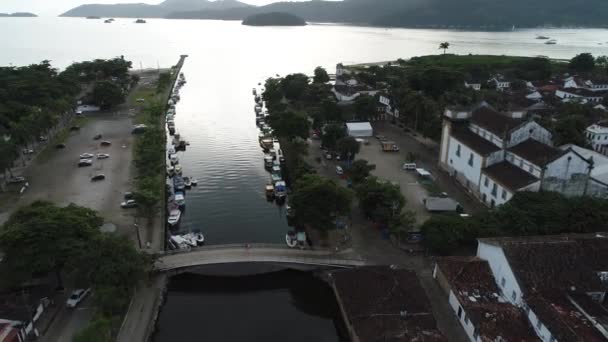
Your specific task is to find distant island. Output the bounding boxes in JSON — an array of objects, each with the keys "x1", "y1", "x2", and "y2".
[
  {"x1": 60, "y1": 0, "x2": 608, "y2": 29},
  {"x1": 242, "y1": 12, "x2": 306, "y2": 26},
  {"x1": 0, "y1": 12, "x2": 37, "y2": 17}
]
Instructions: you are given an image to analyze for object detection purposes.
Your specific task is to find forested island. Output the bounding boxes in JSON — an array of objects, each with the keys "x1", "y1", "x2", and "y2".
[
  {"x1": 242, "y1": 12, "x2": 306, "y2": 26},
  {"x1": 0, "y1": 12, "x2": 37, "y2": 17}
]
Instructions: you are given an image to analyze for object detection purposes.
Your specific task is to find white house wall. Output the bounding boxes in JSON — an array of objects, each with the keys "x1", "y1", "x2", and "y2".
[
  {"x1": 479, "y1": 174, "x2": 514, "y2": 207},
  {"x1": 448, "y1": 136, "x2": 483, "y2": 189},
  {"x1": 477, "y1": 242, "x2": 524, "y2": 306},
  {"x1": 506, "y1": 152, "x2": 542, "y2": 178},
  {"x1": 544, "y1": 151, "x2": 590, "y2": 180},
  {"x1": 485, "y1": 150, "x2": 504, "y2": 168},
  {"x1": 469, "y1": 124, "x2": 503, "y2": 148},
  {"x1": 509, "y1": 122, "x2": 553, "y2": 147},
  {"x1": 448, "y1": 291, "x2": 480, "y2": 342}
]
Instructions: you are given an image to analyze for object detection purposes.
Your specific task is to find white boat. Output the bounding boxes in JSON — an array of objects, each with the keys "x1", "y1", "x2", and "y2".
[
  {"x1": 274, "y1": 181, "x2": 287, "y2": 200},
  {"x1": 545, "y1": 39, "x2": 557, "y2": 45},
  {"x1": 167, "y1": 209, "x2": 181, "y2": 225},
  {"x1": 167, "y1": 147, "x2": 176, "y2": 156},
  {"x1": 286, "y1": 231, "x2": 297, "y2": 248},
  {"x1": 190, "y1": 178, "x2": 198, "y2": 186},
  {"x1": 169, "y1": 154, "x2": 179, "y2": 165},
  {"x1": 174, "y1": 192, "x2": 186, "y2": 207},
  {"x1": 174, "y1": 164, "x2": 182, "y2": 175},
  {"x1": 182, "y1": 232, "x2": 205, "y2": 246},
  {"x1": 170, "y1": 235, "x2": 190, "y2": 250},
  {"x1": 183, "y1": 176, "x2": 192, "y2": 188}
]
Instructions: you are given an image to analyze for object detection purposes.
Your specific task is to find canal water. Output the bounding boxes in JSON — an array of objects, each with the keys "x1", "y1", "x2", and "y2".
[
  {"x1": 152, "y1": 266, "x2": 348, "y2": 342},
  {"x1": 2, "y1": 17, "x2": 606, "y2": 341}
]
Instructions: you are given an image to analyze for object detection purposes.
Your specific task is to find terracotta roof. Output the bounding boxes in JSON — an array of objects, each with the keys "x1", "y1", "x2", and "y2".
[
  {"x1": 482, "y1": 161, "x2": 539, "y2": 191},
  {"x1": 330, "y1": 266, "x2": 446, "y2": 342},
  {"x1": 436, "y1": 257, "x2": 538, "y2": 342},
  {"x1": 478, "y1": 234, "x2": 608, "y2": 341},
  {"x1": 450, "y1": 127, "x2": 501, "y2": 156},
  {"x1": 508, "y1": 139, "x2": 564, "y2": 167},
  {"x1": 470, "y1": 106, "x2": 522, "y2": 137}
]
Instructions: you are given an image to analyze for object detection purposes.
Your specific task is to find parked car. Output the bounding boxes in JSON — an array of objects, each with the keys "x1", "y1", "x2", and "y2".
[
  {"x1": 93, "y1": 134, "x2": 102, "y2": 140},
  {"x1": 120, "y1": 199, "x2": 137, "y2": 208},
  {"x1": 100, "y1": 141, "x2": 111, "y2": 146},
  {"x1": 22, "y1": 148, "x2": 34, "y2": 154},
  {"x1": 325, "y1": 152, "x2": 333, "y2": 160},
  {"x1": 336, "y1": 166, "x2": 344, "y2": 175},
  {"x1": 80, "y1": 153, "x2": 94, "y2": 159},
  {"x1": 8, "y1": 176, "x2": 26, "y2": 184},
  {"x1": 70, "y1": 126, "x2": 80, "y2": 131},
  {"x1": 56, "y1": 143, "x2": 66, "y2": 149},
  {"x1": 136, "y1": 98, "x2": 145, "y2": 103},
  {"x1": 66, "y1": 288, "x2": 91, "y2": 308},
  {"x1": 78, "y1": 159, "x2": 93, "y2": 167},
  {"x1": 124, "y1": 192, "x2": 134, "y2": 200},
  {"x1": 96, "y1": 153, "x2": 110, "y2": 159},
  {"x1": 91, "y1": 174, "x2": 105, "y2": 181}
]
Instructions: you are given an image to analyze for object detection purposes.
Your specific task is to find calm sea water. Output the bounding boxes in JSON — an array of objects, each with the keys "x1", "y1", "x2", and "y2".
[{"x1": 3, "y1": 18, "x2": 606, "y2": 340}]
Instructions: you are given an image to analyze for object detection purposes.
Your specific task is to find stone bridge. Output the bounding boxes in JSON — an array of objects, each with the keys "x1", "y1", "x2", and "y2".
[{"x1": 155, "y1": 244, "x2": 367, "y2": 272}]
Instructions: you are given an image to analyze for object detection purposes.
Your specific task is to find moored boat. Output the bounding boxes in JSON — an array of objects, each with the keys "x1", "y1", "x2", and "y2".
[
  {"x1": 286, "y1": 231, "x2": 297, "y2": 248},
  {"x1": 190, "y1": 178, "x2": 198, "y2": 186},
  {"x1": 174, "y1": 191, "x2": 186, "y2": 207},
  {"x1": 167, "y1": 209, "x2": 181, "y2": 225},
  {"x1": 274, "y1": 181, "x2": 287, "y2": 201},
  {"x1": 173, "y1": 176, "x2": 185, "y2": 191},
  {"x1": 265, "y1": 183, "x2": 275, "y2": 199},
  {"x1": 183, "y1": 176, "x2": 192, "y2": 188}
]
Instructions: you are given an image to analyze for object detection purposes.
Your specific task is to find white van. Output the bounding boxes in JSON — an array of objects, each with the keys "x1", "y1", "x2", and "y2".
[
  {"x1": 336, "y1": 166, "x2": 344, "y2": 175},
  {"x1": 402, "y1": 163, "x2": 417, "y2": 171}
]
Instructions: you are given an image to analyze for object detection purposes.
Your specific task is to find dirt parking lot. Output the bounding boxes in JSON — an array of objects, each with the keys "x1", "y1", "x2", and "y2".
[{"x1": 15, "y1": 112, "x2": 137, "y2": 234}]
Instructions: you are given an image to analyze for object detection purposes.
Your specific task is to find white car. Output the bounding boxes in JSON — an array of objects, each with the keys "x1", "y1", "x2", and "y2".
[
  {"x1": 80, "y1": 153, "x2": 94, "y2": 159},
  {"x1": 336, "y1": 166, "x2": 344, "y2": 175},
  {"x1": 66, "y1": 288, "x2": 91, "y2": 308},
  {"x1": 96, "y1": 153, "x2": 110, "y2": 159}
]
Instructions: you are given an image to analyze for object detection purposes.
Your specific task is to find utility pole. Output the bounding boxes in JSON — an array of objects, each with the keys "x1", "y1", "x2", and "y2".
[{"x1": 134, "y1": 223, "x2": 142, "y2": 249}]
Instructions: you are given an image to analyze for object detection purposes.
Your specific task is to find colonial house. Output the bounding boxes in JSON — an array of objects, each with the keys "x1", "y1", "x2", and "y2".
[
  {"x1": 376, "y1": 94, "x2": 399, "y2": 120},
  {"x1": 488, "y1": 76, "x2": 511, "y2": 91},
  {"x1": 333, "y1": 64, "x2": 382, "y2": 104},
  {"x1": 433, "y1": 257, "x2": 537, "y2": 342},
  {"x1": 555, "y1": 88, "x2": 606, "y2": 103},
  {"x1": 560, "y1": 144, "x2": 608, "y2": 198},
  {"x1": 583, "y1": 77, "x2": 608, "y2": 92},
  {"x1": 464, "y1": 80, "x2": 482, "y2": 91},
  {"x1": 439, "y1": 104, "x2": 597, "y2": 207},
  {"x1": 586, "y1": 123, "x2": 608, "y2": 156},
  {"x1": 476, "y1": 234, "x2": 608, "y2": 342}
]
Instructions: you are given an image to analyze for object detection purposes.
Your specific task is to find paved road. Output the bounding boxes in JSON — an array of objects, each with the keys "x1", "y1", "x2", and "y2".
[
  {"x1": 39, "y1": 297, "x2": 95, "y2": 342},
  {"x1": 156, "y1": 245, "x2": 365, "y2": 271}
]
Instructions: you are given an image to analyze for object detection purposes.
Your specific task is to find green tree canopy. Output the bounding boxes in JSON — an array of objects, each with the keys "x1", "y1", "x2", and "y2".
[
  {"x1": 91, "y1": 80, "x2": 125, "y2": 109},
  {"x1": 349, "y1": 159, "x2": 376, "y2": 184},
  {"x1": 355, "y1": 177, "x2": 405, "y2": 223},
  {"x1": 321, "y1": 124, "x2": 345, "y2": 150},
  {"x1": 0, "y1": 201, "x2": 103, "y2": 286},
  {"x1": 439, "y1": 42, "x2": 450, "y2": 54},
  {"x1": 354, "y1": 95, "x2": 377, "y2": 121},
  {"x1": 336, "y1": 136, "x2": 360, "y2": 159},
  {"x1": 280, "y1": 73, "x2": 310, "y2": 101},
  {"x1": 267, "y1": 110, "x2": 310, "y2": 141},
  {"x1": 290, "y1": 174, "x2": 353, "y2": 231},
  {"x1": 313, "y1": 66, "x2": 330, "y2": 84},
  {"x1": 569, "y1": 53, "x2": 596, "y2": 72}
]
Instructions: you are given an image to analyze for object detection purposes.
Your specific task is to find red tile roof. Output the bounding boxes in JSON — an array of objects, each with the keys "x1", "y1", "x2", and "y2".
[
  {"x1": 471, "y1": 106, "x2": 523, "y2": 137},
  {"x1": 450, "y1": 127, "x2": 501, "y2": 156},
  {"x1": 331, "y1": 266, "x2": 446, "y2": 342},
  {"x1": 436, "y1": 257, "x2": 538, "y2": 342},
  {"x1": 508, "y1": 138, "x2": 564, "y2": 167}
]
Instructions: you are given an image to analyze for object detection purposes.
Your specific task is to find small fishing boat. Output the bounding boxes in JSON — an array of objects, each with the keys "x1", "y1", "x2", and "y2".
[
  {"x1": 274, "y1": 181, "x2": 287, "y2": 201},
  {"x1": 264, "y1": 155, "x2": 274, "y2": 170},
  {"x1": 272, "y1": 165, "x2": 282, "y2": 178},
  {"x1": 536, "y1": 35, "x2": 550, "y2": 40},
  {"x1": 135, "y1": 19, "x2": 147, "y2": 24},
  {"x1": 167, "y1": 147, "x2": 176, "y2": 156},
  {"x1": 181, "y1": 232, "x2": 204, "y2": 247},
  {"x1": 183, "y1": 176, "x2": 192, "y2": 188},
  {"x1": 271, "y1": 173, "x2": 282, "y2": 185},
  {"x1": 545, "y1": 39, "x2": 557, "y2": 45},
  {"x1": 286, "y1": 205, "x2": 295, "y2": 218},
  {"x1": 173, "y1": 176, "x2": 185, "y2": 191},
  {"x1": 174, "y1": 164, "x2": 182, "y2": 175},
  {"x1": 167, "y1": 209, "x2": 181, "y2": 225},
  {"x1": 190, "y1": 178, "x2": 198, "y2": 186},
  {"x1": 167, "y1": 165, "x2": 175, "y2": 177},
  {"x1": 169, "y1": 154, "x2": 179, "y2": 165},
  {"x1": 252, "y1": 88, "x2": 257, "y2": 95},
  {"x1": 265, "y1": 183, "x2": 275, "y2": 199},
  {"x1": 285, "y1": 231, "x2": 297, "y2": 248},
  {"x1": 174, "y1": 191, "x2": 186, "y2": 207}
]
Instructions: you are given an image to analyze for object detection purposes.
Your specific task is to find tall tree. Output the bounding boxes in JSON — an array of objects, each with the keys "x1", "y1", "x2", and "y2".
[
  {"x1": 349, "y1": 159, "x2": 376, "y2": 184},
  {"x1": 355, "y1": 177, "x2": 405, "y2": 223},
  {"x1": 0, "y1": 201, "x2": 103, "y2": 287},
  {"x1": 290, "y1": 174, "x2": 353, "y2": 231},
  {"x1": 313, "y1": 66, "x2": 330, "y2": 84},
  {"x1": 569, "y1": 53, "x2": 596, "y2": 72},
  {"x1": 439, "y1": 42, "x2": 450, "y2": 54},
  {"x1": 92, "y1": 80, "x2": 125, "y2": 109},
  {"x1": 321, "y1": 124, "x2": 346, "y2": 150},
  {"x1": 267, "y1": 110, "x2": 310, "y2": 141},
  {"x1": 354, "y1": 95, "x2": 377, "y2": 121},
  {"x1": 336, "y1": 136, "x2": 360, "y2": 161}
]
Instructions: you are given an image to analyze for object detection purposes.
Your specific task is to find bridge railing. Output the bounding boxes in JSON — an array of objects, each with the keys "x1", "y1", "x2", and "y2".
[{"x1": 159, "y1": 243, "x2": 337, "y2": 256}]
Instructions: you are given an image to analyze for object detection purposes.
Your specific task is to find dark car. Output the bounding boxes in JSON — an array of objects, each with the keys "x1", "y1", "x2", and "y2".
[
  {"x1": 93, "y1": 134, "x2": 102, "y2": 140},
  {"x1": 8, "y1": 176, "x2": 26, "y2": 184},
  {"x1": 56, "y1": 143, "x2": 66, "y2": 149},
  {"x1": 91, "y1": 174, "x2": 105, "y2": 181},
  {"x1": 70, "y1": 126, "x2": 80, "y2": 131},
  {"x1": 100, "y1": 141, "x2": 111, "y2": 146}
]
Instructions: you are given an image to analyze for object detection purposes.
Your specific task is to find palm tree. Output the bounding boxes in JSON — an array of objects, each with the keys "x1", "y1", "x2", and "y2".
[{"x1": 439, "y1": 42, "x2": 450, "y2": 54}]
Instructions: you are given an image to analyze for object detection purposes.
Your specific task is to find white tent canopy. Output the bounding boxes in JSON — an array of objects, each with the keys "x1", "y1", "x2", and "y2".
[{"x1": 346, "y1": 122, "x2": 373, "y2": 137}]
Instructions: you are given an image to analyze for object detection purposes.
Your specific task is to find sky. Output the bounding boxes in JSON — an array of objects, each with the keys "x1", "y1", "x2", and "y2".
[{"x1": 1, "y1": 0, "x2": 309, "y2": 16}]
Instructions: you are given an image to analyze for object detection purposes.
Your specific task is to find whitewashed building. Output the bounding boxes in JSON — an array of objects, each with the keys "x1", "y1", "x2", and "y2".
[
  {"x1": 587, "y1": 123, "x2": 608, "y2": 156},
  {"x1": 477, "y1": 234, "x2": 608, "y2": 342},
  {"x1": 439, "y1": 104, "x2": 597, "y2": 206},
  {"x1": 433, "y1": 257, "x2": 537, "y2": 342}
]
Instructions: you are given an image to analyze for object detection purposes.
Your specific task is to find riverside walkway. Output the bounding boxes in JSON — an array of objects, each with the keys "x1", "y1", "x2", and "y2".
[{"x1": 155, "y1": 244, "x2": 367, "y2": 272}]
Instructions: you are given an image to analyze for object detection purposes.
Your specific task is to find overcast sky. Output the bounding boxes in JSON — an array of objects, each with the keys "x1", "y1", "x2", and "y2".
[{"x1": 1, "y1": 0, "x2": 307, "y2": 16}]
